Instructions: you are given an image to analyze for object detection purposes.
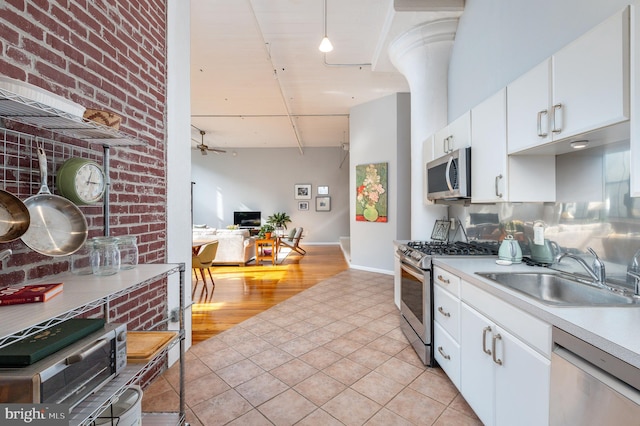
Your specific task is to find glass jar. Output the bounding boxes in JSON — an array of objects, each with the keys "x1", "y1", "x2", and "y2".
[
  {"x1": 70, "y1": 242, "x2": 93, "y2": 275},
  {"x1": 116, "y1": 235, "x2": 138, "y2": 270},
  {"x1": 90, "y1": 237, "x2": 121, "y2": 276}
]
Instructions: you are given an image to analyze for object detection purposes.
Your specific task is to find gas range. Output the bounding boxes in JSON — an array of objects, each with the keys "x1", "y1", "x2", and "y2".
[{"x1": 397, "y1": 240, "x2": 499, "y2": 270}]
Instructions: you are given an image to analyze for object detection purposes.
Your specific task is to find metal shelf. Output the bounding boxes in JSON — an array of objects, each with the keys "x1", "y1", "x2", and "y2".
[
  {"x1": 0, "y1": 264, "x2": 180, "y2": 349},
  {"x1": 0, "y1": 263, "x2": 186, "y2": 426},
  {"x1": 0, "y1": 87, "x2": 146, "y2": 147},
  {"x1": 69, "y1": 331, "x2": 184, "y2": 426}
]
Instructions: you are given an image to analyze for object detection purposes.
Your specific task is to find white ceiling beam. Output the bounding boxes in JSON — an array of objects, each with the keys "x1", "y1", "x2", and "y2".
[{"x1": 393, "y1": 0, "x2": 464, "y2": 12}]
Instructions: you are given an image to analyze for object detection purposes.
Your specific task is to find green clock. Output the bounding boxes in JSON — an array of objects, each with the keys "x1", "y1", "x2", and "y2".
[{"x1": 56, "y1": 158, "x2": 106, "y2": 205}]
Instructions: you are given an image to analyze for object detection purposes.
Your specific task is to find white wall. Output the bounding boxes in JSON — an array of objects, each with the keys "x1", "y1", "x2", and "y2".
[
  {"x1": 166, "y1": 0, "x2": 193, "y2": 356},
  {"x1": 448, "y1": 0, "x2": 631, "y2": 119},
  {"x1": 192, "y1": 147, "x2": 349, "y2": 243},
  {"x1": 350, "y1": 93, "x2": 411, "y2": 273}
]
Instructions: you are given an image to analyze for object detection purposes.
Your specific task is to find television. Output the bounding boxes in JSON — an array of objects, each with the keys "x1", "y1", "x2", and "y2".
[{"x1": 234, "y1": 211, "x2": 261, "y2": 228}]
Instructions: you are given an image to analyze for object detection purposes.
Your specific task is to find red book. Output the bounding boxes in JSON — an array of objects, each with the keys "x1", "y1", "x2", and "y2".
[{"x1": 0, "y1": 283, "x2": 63, "y2": 305}]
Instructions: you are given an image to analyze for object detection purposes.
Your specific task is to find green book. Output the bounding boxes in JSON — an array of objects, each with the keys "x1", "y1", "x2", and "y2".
[{"x1": 0, "y1": 318, "x2": 106, "y2": 367}]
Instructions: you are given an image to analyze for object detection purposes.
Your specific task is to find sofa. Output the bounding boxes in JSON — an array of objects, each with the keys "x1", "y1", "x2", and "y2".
[{"x1": 193, "y1": 226, "x2": 256, "y2": 266}]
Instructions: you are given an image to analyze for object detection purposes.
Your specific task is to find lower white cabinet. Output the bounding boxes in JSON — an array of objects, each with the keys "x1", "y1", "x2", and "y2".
[{"x1": 460, "y1": 301, "x2": 550, "y2": 426}]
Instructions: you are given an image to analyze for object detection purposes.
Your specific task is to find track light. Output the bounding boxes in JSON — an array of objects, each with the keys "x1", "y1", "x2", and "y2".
[{"x1": 319, "y1": 0, "x2": 333, "y2": 52}]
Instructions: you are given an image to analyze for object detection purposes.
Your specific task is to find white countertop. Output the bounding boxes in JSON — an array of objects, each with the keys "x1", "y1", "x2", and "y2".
[{"x1": 433, "y1": 257, "x2": 640, "y2": 368}]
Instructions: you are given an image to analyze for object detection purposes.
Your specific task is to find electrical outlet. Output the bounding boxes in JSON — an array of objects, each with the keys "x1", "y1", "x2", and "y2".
[
  {"x1": 169, "y1": 308, "x2": 180, "y2": 323},
  {"x1": 450, "y1": 218, "x2": 456, "y2": 230}
]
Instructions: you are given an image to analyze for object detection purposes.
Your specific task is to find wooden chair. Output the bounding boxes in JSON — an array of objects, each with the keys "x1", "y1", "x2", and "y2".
[
  {"x1": 279, "y1": 227, "x2": 306, "y2": 255},
  {"x1": 192, "y1": 241, "x2": 219, "y2": 299}
]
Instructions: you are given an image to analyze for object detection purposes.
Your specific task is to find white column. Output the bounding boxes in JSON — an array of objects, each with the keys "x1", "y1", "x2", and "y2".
[{"x1": 389, "y1": 18, "x2": 458, "y2": 239}]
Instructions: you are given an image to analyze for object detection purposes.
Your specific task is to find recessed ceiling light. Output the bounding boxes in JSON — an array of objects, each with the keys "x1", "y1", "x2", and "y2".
[{"x1": 570, "y1": 140, "x2": 589, "y2": 149}]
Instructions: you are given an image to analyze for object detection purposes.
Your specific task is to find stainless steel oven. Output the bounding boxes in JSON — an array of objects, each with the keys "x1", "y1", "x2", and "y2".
[
  {"x1": 399, "y1": 259, "x2": 433, "y2": 365},
  {"x1": 397, "y1": 239, "x2": 498, "y2": 366}
]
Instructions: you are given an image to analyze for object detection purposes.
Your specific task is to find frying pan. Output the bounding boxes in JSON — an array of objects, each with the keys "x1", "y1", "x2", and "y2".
[
  {"x1": 20, "y1": 148, "x2": 88, "y2": 256},
  {"x1": 0, "y1": 190, "x2": 30, "y2": 242}
]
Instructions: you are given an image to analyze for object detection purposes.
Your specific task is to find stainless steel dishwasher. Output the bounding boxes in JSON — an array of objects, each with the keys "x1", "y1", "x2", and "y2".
[{"x1": 551, "y1": 327, "x2": 640, "y2": 425}]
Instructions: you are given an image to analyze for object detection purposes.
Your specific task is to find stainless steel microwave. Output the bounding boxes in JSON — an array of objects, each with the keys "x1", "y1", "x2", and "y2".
[{"x1": 426, "y1": 147, "x2": 471, "y2": 201}]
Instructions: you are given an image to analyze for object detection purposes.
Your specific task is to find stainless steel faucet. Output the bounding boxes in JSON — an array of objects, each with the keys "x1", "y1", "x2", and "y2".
[
  {"x1": 627, "y1": 249, "x2": 640, "y2": 293},
  {"x1": 628, "y1": 270, "x2": 640, "y2": 296},
  {"x1": 556, "y1": 247, "x2": 606, "y2": 287}
]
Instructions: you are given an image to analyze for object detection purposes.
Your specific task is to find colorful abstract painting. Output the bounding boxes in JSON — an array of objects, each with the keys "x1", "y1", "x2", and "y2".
[{"x1": 355, "y1": 162, "x2": 388, "y2": 222}]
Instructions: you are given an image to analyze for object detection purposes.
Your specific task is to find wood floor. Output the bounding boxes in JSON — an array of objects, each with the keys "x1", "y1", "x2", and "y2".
[{"x1": 191, "y1": 245, "x2": 349, "y2": 344}]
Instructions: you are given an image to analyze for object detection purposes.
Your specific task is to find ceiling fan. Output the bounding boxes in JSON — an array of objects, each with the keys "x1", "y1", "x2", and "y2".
[{"x1": 193, "y1": 130, "x2": 226, "y2": 155}]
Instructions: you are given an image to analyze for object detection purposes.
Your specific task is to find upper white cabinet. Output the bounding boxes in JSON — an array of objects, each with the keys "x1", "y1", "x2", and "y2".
[
  {"x1": 471, "y1": 89, "x2": 555, "y2": 203},
  {"x1": 508, "y1": 6, "x2": 630, "y2": 155},
  {"x1": 632, "y1": 4, "x2": 640, "y2": 197},
  {"x1": 433, "y1": 111, "x2": 471, "y2": 159},
  {"x1": 472, "y1": 90, "x2": 508, "y2": 202}
]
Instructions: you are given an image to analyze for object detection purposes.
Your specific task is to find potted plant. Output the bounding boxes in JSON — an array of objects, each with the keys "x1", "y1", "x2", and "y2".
[
  {"x1": 257, "y1": 224, "x2": 275, "y2": 239},
  {"x1": 267, "y1": 212, "x2": 291, "y2": 235}
]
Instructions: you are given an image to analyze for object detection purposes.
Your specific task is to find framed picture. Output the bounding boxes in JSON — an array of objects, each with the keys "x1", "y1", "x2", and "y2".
[
  {"x1": 317, "y1": 185, "x2": 329, "y2": 195},
  {"x1": 316, "y1": 196, "x2": 331, "y2": 212},
  {"x1": 294, "y1": 184, "x2": 312, "y2": 200},
  {"x1": 355, "y1": 162, "x2": 388, "y2": 222},
  {"x1": 298, "y1": 201, "x2": 309, "y2": 211}
]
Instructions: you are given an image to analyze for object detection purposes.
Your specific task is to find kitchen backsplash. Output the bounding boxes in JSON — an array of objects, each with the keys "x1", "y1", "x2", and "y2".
[{"x1": 449, "y1": 144, "x2": 640, "y2": 276}]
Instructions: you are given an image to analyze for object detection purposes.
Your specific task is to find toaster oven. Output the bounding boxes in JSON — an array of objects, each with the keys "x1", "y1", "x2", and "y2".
[{"x1": 0, "y1": 322, "x2": 127, "y2": 409}]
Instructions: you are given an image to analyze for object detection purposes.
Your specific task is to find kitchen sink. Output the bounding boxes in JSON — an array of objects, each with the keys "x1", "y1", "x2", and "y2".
[{"x1": 476, "y1": 272, "x2": 640, "y2": 307}]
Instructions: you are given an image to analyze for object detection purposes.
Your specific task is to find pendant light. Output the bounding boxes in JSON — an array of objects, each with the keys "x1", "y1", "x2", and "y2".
[{"x1": 319, "y1": 0, "x2": 333, "y2": 52}]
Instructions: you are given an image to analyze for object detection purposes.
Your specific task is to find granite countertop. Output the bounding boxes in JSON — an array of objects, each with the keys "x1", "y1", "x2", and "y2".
[{"x1": 433, "y1": 257, "x2": 640, "y2": 368}]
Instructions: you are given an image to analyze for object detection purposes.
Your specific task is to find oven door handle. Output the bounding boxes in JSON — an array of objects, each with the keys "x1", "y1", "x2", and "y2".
[
  {"x1": 400, "y1": 262, "x2": 426, "y2": 281},
  {"x1": 66, "y1": 338, "x2": 109, "y2": 365}
]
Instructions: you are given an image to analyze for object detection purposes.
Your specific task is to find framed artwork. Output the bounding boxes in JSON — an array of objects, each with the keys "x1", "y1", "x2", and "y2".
[
  {"x1": 316, "y1": 196, "x2": 331, "y2": 212},
  {"x1": 294, "y1": 184, "x2": 311, "y2": 200},
  {"x1": 355, "y1": 162, "x2": 388, "y2": 222},
  {"x1": 317, "y1": 185, "x2": 329, "y2": 195},
  {"x1": 298, "y1": 201, "x2": 309, "y2": 211}
]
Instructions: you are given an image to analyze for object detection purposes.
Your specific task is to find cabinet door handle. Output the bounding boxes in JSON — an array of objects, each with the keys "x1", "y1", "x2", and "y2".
[
  {"x1": 443, "y1": 136, "x2": 449, "y2": 154},
  {"x1": 437, "y1": 275, "x2": 450, "y2": 284},
  {"x1": 492, "y1": 333, "x2": 503, "y2": 365},
  {"x1": 482, "y1": 326, "x2": 492, "y2": 355},
  {"x1": 447, "y1": 135, "x2": 453, "y2": 153},
  {"x1": 437, "y1": 306, "x2": 451, "y2": 317},
  {"x1": 537, "y1": 109, "x2": 548, "y2": 137},
  {"x1": 551, "y1": 103, "x2": 563, "y2": 133},
  {"x1": 495, "y1": 174, "x2": 503, "y2": 198},
  {"x1": 437, "y1": 346, "x2": 451, "y2": 360}
]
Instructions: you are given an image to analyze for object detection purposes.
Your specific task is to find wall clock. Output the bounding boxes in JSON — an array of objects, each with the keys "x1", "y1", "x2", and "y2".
[{"x1": 56, "y1": 158, "x2": 106, "y2": 205}]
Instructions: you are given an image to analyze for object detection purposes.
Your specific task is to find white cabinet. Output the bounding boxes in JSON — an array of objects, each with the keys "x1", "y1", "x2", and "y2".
[
  {"x1": 433, "y1": 111, "x2": 471, "y2": 159},
  {"x1": 433, "y1": 266, "x2": 461, "y2": 389},
  {"x1": 394, "y1": 252, "x2": 401, "y2": 309},
  {"x1": 460, "y1": 280, "x2": 551, "y2": 426},
  {"x1": 471, "y1": 89, "x2": 556, "y2": 203},
  {"x1": 508, "y1": 6, "x2": 630, "y2": 155},
  {"x1": 632, "y1": 4, "x2": 640, "y2": 197},
  {"x1": 423, "y1": 135, "x2": 435, "y2": 205},
  {"x1": 460, "y1": 302, "x2": 550, "y2": 426}
]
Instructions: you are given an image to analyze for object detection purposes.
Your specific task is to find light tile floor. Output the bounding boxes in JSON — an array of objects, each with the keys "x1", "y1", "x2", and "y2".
[{"x1": 142, "y1": 269, "x2": 482, "y2": 425}]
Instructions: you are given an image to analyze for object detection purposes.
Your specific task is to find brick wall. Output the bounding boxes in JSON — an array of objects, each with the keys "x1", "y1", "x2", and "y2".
[{"x1": 0, "y1": 0, "x2": 168, "y2": 326}]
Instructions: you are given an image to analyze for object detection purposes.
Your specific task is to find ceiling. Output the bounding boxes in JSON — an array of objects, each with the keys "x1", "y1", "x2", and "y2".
[{"x1": 189, "y1": 0, "x2": 463, "y2": 153}]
